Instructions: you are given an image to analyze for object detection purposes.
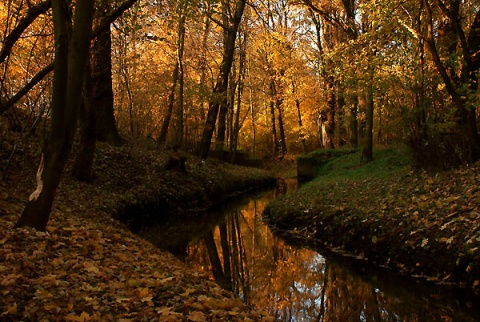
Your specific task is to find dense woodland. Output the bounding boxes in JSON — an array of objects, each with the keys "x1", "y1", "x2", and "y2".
[{"x1": 0, "y1": 0, "x2": 480, "y2": 230}]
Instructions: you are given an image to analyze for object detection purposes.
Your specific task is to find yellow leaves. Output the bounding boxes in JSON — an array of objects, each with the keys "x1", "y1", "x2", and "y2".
[
  {"x1": 83, "y1": 261, "x2": 100, "y2": 274},
  {"x1": 35, "y1": 288, "x2": 53, "y2": 299},
  {"x1": 181, "y1": 288, "x2": 196, "y2": 297},
  {"x1": 43, "y1": 302, "x2": 61, "y2": 312},
  {"x1": 117, "y1": 253, "x2": 134, "y2": 262},
  {"x1": 65, "y1": 312, "x2": 91, "y2": 321},
  {"x1": 187, "y1": 311, "x2": 206, "y2": 321},
  {"x1": 1, "y1": 303, "x2": 17, "y2": 316}
]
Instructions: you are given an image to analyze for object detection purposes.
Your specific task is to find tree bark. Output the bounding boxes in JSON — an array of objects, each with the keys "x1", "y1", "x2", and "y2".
[
  {"x1": 16, "y1": 0, "x2": 95, "y2": 231},
  {"x1": 94, "y1": 19, "x2": 124, "y2": 146},
  {"x1": 72, "y1": 61, "x2": 96, "y2": 182},
  {"x1": 198, "y1": 0, "x2": 246, "y2": 158},
  {"x1": 0, "y1": 0, "x2": 138, "y2": 115}
]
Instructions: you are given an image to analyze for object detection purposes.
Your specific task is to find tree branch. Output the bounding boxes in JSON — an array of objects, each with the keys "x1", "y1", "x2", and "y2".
[
  {"x1": 0, "y1": 0, "x2": 52, "y2": 65},
  {"x1": 0, "y1": 0, "x2": 138, "y2": 114}
]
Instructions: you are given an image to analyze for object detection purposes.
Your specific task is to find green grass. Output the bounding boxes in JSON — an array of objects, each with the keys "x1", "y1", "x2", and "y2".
[{"x1": 314, "y1": 146, "x2": 411, "y2": 182}]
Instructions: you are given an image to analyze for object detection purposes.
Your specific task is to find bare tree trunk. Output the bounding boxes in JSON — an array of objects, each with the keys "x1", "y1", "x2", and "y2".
[
  {"x1": 16, "y1": 0, "x2": 95, "y2": 231},
  {"x1": 173, "y1": 13, "x2": 186, "y2": 150},
  {"x1": 93, "y1": 17, "x2": 124, "y2": 146},
  {"x1": 325, "y1": 76, "x2": 335, "y2": 149},
  {"x1": 158, "y1": 62, "x2": 178, "y2": 144},
  {"x1": 230, "y1": 35, "x2": 246, "y2": 158},
  {"x1": 198, "y1": 0, "x2": 246, "y2": 158},
  {"x1": 72, "y1": 60, "x2": 96, "y2": 182},
  {"x1": 276, "y1": 97, "x2": 287, "y2": 156},
  {"x1": 362, "y1": 60, "x2": 374, "y2": 162},
  {"x1": 269, "y1": 80, "x2": 279, "y2": 156}
]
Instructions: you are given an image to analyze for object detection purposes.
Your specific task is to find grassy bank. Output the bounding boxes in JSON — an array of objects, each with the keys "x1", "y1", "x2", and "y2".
[{"x1": 264, "y1": 147, "x2": 480, "y2": 292}]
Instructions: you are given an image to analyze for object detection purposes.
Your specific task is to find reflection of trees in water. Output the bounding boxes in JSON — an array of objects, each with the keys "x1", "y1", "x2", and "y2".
[{"x1": 184, "y1": 186, "x2": 478, "y2": 321}]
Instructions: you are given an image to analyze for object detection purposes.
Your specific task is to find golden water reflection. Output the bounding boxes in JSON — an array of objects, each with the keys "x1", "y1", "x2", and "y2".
[{"x1": 182, "y1": 182, "x2": 480, "y2": 321}]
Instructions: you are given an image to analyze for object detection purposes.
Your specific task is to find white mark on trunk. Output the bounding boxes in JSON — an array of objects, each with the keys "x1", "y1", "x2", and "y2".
[{"x1": 29, "y1": 154, "x2": 45, "y2": 201}]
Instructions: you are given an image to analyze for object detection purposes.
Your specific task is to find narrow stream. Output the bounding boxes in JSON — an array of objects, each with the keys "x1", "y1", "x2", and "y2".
[{"x1": 135, "y1": 178, "x2": 480, "y2": 321}]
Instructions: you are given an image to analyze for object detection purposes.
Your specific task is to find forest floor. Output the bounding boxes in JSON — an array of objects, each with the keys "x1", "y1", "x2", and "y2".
[
  {"x1": 264, "y1": 148, "x2": 480, "y2": 294},
  {"x1": 0, "y1": 131, "x2": 276, "y2": 321}
]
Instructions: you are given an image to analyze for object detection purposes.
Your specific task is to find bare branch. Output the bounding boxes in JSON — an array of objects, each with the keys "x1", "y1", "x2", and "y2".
[{"x1": 0, "y1": 0, "x2": 52, "y2": 64}]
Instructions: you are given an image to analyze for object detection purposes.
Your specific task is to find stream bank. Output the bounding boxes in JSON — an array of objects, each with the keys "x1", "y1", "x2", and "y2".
[
  {"x1": 0, "y1": 135, "x2": 276, "y2": 321},
  {"x1": 263, "y1": 150, "x2": 480, "y2": 293}
]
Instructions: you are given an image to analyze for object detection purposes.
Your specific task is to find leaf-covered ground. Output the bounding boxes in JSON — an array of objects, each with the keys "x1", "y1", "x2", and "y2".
[
  {"x1": 0, "y1": 133, "x2": 275, "y2": 321},
  {"x1": 264, "y1": 162, "x2": 480, "y2": 293}
]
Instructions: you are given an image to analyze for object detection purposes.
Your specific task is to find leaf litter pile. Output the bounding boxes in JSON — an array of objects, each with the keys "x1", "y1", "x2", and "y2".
[{"x1": 0, "y1": 136, "x2": 274, "y2": 321}]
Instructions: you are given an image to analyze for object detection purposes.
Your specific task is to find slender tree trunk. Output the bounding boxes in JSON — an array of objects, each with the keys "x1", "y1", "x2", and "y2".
[
  {"x1": 362, "y1": 61, "x2": 374, "y2": 162},
  {"x1": 276, "y1": 97, "x2": 287, "y2": 156},
  {"x1": 325, "y1": 76, "x2": 335, "y2": 149},
  {"x1": 269, "y1": 80, "x2": 279, "y2": 156},
  {"x1": 230, "y1": 37, "x2": 246, "y2": 158},
  {"x1": 198, "y1": 0, "x2": 246, "y2": 158},
  {"x1": 350, "y1": 97, "x2": 358, "y2": 148},
  {"x1": 292, "y1": 81, "x2": 306, "y2": 153},
  {"x1": 173, "y1": 13, "x2": 186, "y2": 150},
  {"x1": 198, "y1": 5, "x2": 212, "y2": 121},
  {"x1": 158, "y1": 62, "x2": 178, "y2": 144},
  {"x1": 16, "y1": 0, "x2": 95, "y2": 231}
]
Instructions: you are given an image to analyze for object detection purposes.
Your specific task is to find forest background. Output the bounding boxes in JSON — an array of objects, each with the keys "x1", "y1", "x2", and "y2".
[{"x1": 1, "y1": 0, "x2": 480, "y2": 230}]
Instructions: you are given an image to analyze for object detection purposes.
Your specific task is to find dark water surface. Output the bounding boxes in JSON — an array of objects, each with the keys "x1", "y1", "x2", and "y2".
[{"x1": 135, "y1": 179, "x2": 480, "y2": 321}]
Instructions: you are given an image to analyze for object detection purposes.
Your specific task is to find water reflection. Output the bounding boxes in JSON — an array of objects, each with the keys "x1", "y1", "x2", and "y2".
[{"x1": 136, "y1": 179, "x2": 480, "y2": 321}]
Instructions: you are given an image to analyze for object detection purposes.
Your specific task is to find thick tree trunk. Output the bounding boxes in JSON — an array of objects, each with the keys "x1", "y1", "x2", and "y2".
[
  {"x1": 72, "y1": 61, "x2": 96, "y2": 182},
  {"x1": 94, "y1": 24, "x2": 124, "y2": 146},
  {"x1": 16, "y1": 0, "x2": 95, "y2": 231}
]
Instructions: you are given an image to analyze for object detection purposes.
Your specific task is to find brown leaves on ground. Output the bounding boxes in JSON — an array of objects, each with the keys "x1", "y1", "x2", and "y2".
[
  {"x1": 265, "y1": 163, "x2": 480, "y2": 291},
  {"x1": 0, "y1": 136, "x2": 274, "y2": 321},
  {"x1": 0, "y1": 219, "x2": 271, "y2": 321}
]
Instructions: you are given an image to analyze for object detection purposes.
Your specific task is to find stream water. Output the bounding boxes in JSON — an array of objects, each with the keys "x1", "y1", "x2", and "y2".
[{"x1": 135, "y1": 178, "x2": 480, "y2": 321}]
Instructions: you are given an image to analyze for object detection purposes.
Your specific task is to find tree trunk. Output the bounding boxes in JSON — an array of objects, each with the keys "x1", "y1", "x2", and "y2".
[
  {"x1": 325, "y1": 76, "x2": 335, "y2": 149},
  {"x1": 362, "y1": 63, "x2": 374, "y2": 162},
  {"x1": 173, "y1": 13, "x2": 186, "y2": 150},
  {"x1": 16, "y1": 0, "x2": 95, "y2": 231},
  {"x1": 230, "y1": 37, "x2": 246, "y2": 158},
  {"x1": 198, "y1": 0, "x2": 246, "y2": 158},
  {"x1": 93, "y1": 19, "x2": 124, "y2": 146},
  {"x1": 269, "y1": 80, "x2": 279, "y2": 156},
  {"x1": 72, "y1": 61, "x2": 96, "y2": 182},
  {"x1": 424, "y1": 0, "x2": 480, "y2": 162},
  {"x1": 158, "y1": 62, "x2": 178, "y2": 144},
  {"x1": 350, "y1": 97, "x2": 358, "y2": 148},
  {"x1": 276, "y1": 97, "x2": 287, "y2": 157}
]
